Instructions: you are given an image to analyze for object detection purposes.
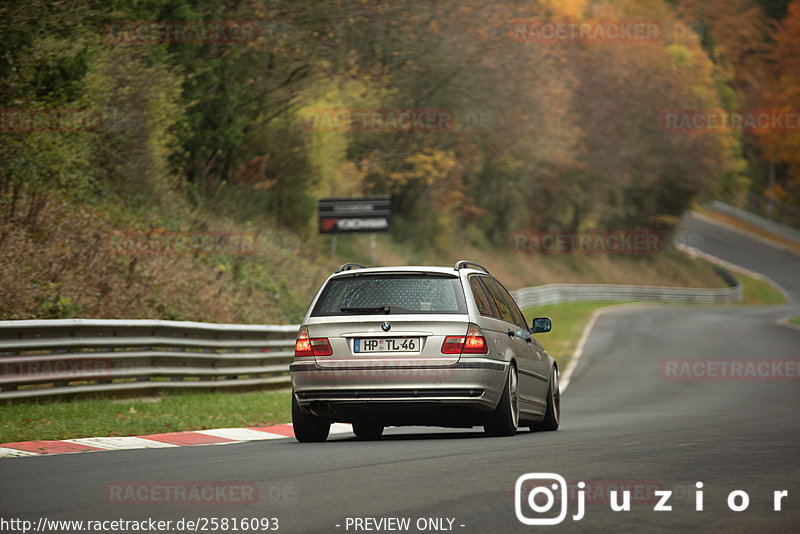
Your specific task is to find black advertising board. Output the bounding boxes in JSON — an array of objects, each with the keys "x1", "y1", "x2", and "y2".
[{"x1": 318, "y1": 195, "x2": 391, "y2": 234}]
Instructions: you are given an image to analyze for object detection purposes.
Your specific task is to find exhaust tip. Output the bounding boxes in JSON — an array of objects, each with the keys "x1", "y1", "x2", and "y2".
[{"x1": 309, "y1": 400, "x2": 333, "y2": 416}]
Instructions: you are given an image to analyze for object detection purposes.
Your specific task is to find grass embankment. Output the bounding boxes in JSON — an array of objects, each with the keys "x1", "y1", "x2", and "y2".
[
  {"x1": 738, "y1": 273, "x2": 787, "y2": 305},
  {"x1": 0, "y1": 390, "x2": 291, "y2": 444},
  {"x1": 1, "y1": 270, "x2": 784, "y2": 444},
  {"x1": 2, "y1": 192, "x2": 732, "y2": 324}
]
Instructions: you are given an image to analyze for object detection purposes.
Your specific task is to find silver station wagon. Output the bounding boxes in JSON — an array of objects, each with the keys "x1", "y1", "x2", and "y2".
[{"x1": 289, "y1": 261, "x2": 559, "y2": 442}]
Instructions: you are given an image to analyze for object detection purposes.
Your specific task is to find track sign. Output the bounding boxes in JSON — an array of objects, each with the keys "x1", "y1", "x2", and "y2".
[{"x1": 318, "y1": 195, "x2": 391, "y2": 234}]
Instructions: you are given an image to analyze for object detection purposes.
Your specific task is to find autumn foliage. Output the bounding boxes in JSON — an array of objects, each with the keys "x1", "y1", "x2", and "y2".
[{"x1": 0, "y1": 0, "x2": 795, "y2": 250}]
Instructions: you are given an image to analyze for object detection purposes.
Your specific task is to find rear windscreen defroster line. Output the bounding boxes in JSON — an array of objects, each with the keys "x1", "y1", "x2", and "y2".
[{"x1": 311, "y1": 274, "x2": 467, "y2": 316}]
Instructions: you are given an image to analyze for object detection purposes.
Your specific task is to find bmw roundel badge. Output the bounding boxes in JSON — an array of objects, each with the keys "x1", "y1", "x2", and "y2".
[{"x1": 381, "y1": 322, "x2": 391, "y2": 332}]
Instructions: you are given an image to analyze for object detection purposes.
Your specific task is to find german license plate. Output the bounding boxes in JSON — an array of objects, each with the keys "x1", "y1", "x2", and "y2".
[{"x1": 354, "y1": 337, "x2": 420, "y2": 353}]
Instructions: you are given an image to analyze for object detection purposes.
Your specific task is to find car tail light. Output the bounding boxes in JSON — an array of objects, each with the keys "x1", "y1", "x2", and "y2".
[
  {"x1": 295, "y1": 327, "x2": 313, "y2": 357},
  {"x1": 310, "y1": 337, "x2": 332, "y2": 356},
  {"x1": 294, "y1": 326, "x2": 333, "y2": 358},
  {"x1": 441, "y1": 335, "x2": 464, "y2": 354},
  {"x1": 441, "y1": 323, "x2": 488, "y2": 355},
  {"x1": 463, "y1": 323, "x2": 488, "y2": 354}
]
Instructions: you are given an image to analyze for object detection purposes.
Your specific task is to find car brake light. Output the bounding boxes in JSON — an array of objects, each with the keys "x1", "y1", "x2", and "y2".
[
  {"x1": 310, "y1": 337, "x2": 333, "y2": 356},
  {"x1": 294, "y1": 326, "x2": 333, "y2": 357},
  {"x1": 441, "y1": 336, "x2": 465, "y2": 354},
  {"x1": 463, "y1": 323, "x2": 488, "y2": 353},
  {"x1": 442, "y1": 323, "x2": 488, "y2": 355},
  {"x1": 295, "y1": 327, "x2": 313, "y2": 357}
]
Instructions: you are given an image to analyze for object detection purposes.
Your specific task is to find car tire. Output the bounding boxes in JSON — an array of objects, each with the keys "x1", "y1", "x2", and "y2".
[
  {"x1": 484, "y1": 365, "x2": 519, "y2": 437},
  {"x1": 532, "y1": 366, "x2": 560, "y2": 431},
  {"x1": 292, "y1": 392, "x2": 331, "y2": 442},
  {"x1": 352, "y1": 421, "x2": 384, "y2": 440}
]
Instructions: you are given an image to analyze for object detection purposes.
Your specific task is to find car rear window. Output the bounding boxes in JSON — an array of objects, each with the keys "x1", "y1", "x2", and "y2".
[{"x1": 311, "y1": 274, "x2": 467, "y2": 316}]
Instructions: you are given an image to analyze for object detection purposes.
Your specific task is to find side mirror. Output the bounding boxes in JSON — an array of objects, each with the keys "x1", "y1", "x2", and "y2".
[{"x1": 531, "y1": 317, "x2": 552, "y2": 334}]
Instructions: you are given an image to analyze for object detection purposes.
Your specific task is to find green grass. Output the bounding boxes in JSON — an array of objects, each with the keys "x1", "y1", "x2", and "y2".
[
  {"x1": 737, "y1": 272, "x2": 787, "y2": 305},
  {"x1": 790, "y1": 317, "x2": 800, "y2": 326},
  {"x1": 0, "y1": 390, "x2": 291, "y2": 444},
  {"x1": 523, "y1": 301, "x2": 621, "y2": 370}
]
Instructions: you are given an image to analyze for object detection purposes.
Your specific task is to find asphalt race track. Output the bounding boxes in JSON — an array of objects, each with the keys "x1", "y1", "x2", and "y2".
[{"x1": 1, "y1": 212, "x2": 799, "y2": 533}]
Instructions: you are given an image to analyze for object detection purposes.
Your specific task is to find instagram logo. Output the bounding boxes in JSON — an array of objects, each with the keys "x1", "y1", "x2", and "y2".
[
  {"x1": 514, "y1": 473, "x2": 789, "y2": 523},
  {"x1": 515, "y1": 473, "x2": 583, "y2": 525}
]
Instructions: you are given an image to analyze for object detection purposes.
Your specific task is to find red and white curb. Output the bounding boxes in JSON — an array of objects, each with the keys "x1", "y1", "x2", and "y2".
[{"x1": 0, "y1": 423, "x2": 353, "y2": 458}]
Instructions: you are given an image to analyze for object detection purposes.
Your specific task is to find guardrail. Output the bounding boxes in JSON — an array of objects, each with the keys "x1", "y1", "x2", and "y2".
[
  {"x1": 0, "y1": 319, "x2": 299, "y2": 400},
  {"x1": 708, "y1": 200, "x2": 800, "y2": 243},
  {"x1": 512, "y1": 282, "x2": 741, "y2": 308},
  {"x1": 511, "y1": 266, "x2": 741, "y2": 308},
  {"x1": 739, "y1": 192, "x2": 800, "y2": 231},
  {"x1": 0, "y1": 270, "x2": 740, "y2": 400}
]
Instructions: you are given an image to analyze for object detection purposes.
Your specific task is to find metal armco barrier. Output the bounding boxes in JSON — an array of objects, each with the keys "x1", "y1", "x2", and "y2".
[
  {"x1": 0, "y1": 319, "x2": 299, "y2": 399},
  {"x1": 0, "y1": 272, "x2": 740, "y2": 399},
  {"x1": 708, "y1": 200, "x2": 800, "y2": 243},
  {"x1": 511, "y1": 268, "x2": 741, "y2": 309}
]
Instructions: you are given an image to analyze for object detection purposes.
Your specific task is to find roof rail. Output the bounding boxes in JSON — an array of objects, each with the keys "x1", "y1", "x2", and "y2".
[
  {"x1": 453, "y1": 260, "x2": 489, "y2": 274},
  {"x1": 335, "y1": 262, "x2": 367, "y2": 273}
]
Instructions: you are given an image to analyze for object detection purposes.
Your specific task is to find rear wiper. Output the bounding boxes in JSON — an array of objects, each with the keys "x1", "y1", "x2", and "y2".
[{"x1": 339, "y1": 305, "x2": 391, "y2": 314}]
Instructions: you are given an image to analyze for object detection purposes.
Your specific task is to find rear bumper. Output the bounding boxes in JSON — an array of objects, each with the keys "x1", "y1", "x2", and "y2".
[{"x1": 290, "y1": 358, "x2": 509, "y2": 424}]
